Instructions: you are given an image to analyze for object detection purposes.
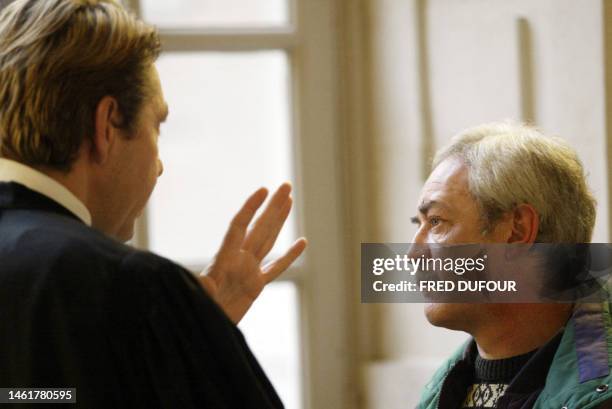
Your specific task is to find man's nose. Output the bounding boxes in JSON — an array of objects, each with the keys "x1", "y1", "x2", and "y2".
[
  {"x1": 409, "y1": 226, "x2": 431, "y2": 262},
  {"x1": 157, "y1": 158, "x2": 164, "y2": 177},
  {"x1": 413, "y1": 225, "x2": 427, "y2": 244}
]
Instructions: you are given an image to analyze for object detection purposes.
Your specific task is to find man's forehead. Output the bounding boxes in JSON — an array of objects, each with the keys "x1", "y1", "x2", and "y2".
[
  {"x1": 417, "y1": 157, "x2": 471, "y2": 210},
  {"x1": 143, "y1": 64, "x2": 168, "y2": 118},
  {"x1": 426, "y1": 157, "x2": 468, "y2": 185}
]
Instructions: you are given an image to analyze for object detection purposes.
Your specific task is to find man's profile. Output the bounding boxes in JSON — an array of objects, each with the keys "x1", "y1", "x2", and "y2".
[
  {"x1": 414, "y1": 122, "x2": 612, "y2": 408},
  {"x1": 0, "y1": 0, "x2": 305, "y2": 407}
]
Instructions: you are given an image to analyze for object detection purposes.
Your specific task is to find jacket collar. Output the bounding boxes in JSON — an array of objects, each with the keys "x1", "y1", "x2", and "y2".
[
  {"x1": 435, "y1": 330, "x2": 564, "y2": 408},
  {"x1": 0, "y1": 181, "x2": 84, "y2": 224},
  {"x1": 0, "y1": 158, "x2": 91, "y2": 225}
]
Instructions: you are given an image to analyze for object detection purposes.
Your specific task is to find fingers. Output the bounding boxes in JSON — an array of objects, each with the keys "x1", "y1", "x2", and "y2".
[
  {"x1": 253, "y1": 196, "x2": 293, "y2": 260},
  {"x1": 216, "y1": 187, "x2": 268, "y2": 262},
  {"x1": 263, "y1": 238, "x2": 308, "y2": 283},
  {"x1": 242, "y1": 182, "x2": 293, "y2": 259}
]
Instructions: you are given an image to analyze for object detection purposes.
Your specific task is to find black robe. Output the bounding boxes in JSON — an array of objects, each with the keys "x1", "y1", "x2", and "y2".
[{"x1": 0, "y1": 182, "x2": 283, "y2": 408}]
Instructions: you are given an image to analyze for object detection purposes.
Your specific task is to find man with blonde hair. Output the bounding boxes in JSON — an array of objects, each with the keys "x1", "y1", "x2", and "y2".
[
  {"x1": 413, "y1": 122, "x2": 612, "y2": 408},
  {"x1": 0, "y1": 0, "x2": 305, "y2": 407}
]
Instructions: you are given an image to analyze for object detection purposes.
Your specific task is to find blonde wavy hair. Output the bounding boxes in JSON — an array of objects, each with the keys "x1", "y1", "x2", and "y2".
[
  {"x1": 433, "y1": 122, "x2": 597, "y2": 243},
  {"x1": 0, "y1": 0, "x2": 161, "y2": 170}
]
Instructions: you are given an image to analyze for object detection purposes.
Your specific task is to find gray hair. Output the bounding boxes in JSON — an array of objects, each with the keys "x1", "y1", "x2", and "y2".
[{"x1": 433, "y1": 122, "x2": 596, "y2": 243}]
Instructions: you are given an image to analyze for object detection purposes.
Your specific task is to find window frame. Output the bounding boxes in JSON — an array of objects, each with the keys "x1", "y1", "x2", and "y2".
[{"x1": 127, "y1": 1, "x2": 355, "y2": 408}]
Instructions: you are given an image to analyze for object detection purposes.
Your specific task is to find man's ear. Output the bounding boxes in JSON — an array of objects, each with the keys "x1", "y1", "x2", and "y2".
[
  {"x1": 91, "y1": 96, "x2": 122, "y2": 165},
  {"x1": 508, "y1": 203, "x2": 540, "y2": 243}
]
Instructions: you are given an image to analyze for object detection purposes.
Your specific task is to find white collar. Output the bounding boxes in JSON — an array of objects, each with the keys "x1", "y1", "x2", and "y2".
[{"x1": 0, "y1": 158, "x2": 92, "y2": 226}]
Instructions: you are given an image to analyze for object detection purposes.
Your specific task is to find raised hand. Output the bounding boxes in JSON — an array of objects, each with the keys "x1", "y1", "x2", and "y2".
[{"x1": 199, "y1": 183, "x2": 307, "y2": 323}]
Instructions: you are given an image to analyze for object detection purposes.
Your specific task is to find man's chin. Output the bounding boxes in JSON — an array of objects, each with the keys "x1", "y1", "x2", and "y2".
[
  {"x1": 424, "y1": 303, "x2": 474, "y2": 331},
  {"x1": 424, "y1": 303, "x2": 446, "y2": 327},
  {"x1": 122, "y1": 231, "x2": 135, "y2": 243},
  {"x1": 116, "y1": 222, "x2": 136, "y2": 243}
]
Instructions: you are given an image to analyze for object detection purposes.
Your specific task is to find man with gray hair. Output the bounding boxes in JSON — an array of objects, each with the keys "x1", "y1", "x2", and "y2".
[
  {"x1": 0, "y1": 0, "x2": 305, "y2": 407},
  {"x1": 412, "y1": 122, "x2": 612, "y2": 408}
]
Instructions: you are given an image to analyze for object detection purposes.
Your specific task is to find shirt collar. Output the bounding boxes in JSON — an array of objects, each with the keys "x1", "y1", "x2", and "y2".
[{"x1": 0, "y1": 158, "x2": 92, "y2": 226}]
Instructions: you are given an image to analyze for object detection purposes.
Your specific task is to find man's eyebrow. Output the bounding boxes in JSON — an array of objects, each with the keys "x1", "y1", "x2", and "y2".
[{"x1": 417, "y1": 199, "x2": 448, "y2": 215}]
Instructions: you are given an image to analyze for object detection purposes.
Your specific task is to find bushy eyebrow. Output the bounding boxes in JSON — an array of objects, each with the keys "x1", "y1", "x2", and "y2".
[
  {"x1": 417, "y1": 199, "x2": 450, "y2": 215},
  {"x1": 412, "y1": 199, "x2": 451, "y2": 225}
]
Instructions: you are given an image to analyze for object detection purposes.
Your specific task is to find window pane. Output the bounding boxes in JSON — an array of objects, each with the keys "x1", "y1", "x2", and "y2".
[
  {"x1": 239, "y1": 282, "x2": 302, "y2": 409},
  {"x1": 141, "y1": 0, "x2": 289, "y2": 28},
  {"x1": 149, "y1": 51, "x2": 295, "y2": 264}
]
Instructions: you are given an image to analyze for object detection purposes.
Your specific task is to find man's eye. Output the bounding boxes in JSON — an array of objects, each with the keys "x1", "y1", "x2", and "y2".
[{"x1": 429, "y1": 217, "x2": 442, "y2": 227}]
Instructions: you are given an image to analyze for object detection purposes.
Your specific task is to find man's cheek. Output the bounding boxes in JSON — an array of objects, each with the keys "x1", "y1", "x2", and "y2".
[
  {"x1": 428, "y1": 226, "x2": 451, "y2": 243},
  {"x1": 429, "y1": 232, "x2": 446, "y2": 243}
]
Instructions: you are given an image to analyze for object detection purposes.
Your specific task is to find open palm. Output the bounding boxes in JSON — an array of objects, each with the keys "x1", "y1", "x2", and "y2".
[{"x1": 199, "y1": 183, "x2": 307, "y2": 323}]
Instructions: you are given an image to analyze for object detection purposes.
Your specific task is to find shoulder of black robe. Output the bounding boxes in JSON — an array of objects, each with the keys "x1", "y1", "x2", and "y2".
[
  {"x1": 111, "y1": 251, "x2": 284, "y2": 409},
  {"x1": 0, "y1": 182, "x2": 283, "y2": 409}
]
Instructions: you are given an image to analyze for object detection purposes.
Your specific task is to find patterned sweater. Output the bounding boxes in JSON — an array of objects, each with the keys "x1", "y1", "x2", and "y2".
[{"x1": 462, "y1": 350, "x2": 536, "y2": 408}]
